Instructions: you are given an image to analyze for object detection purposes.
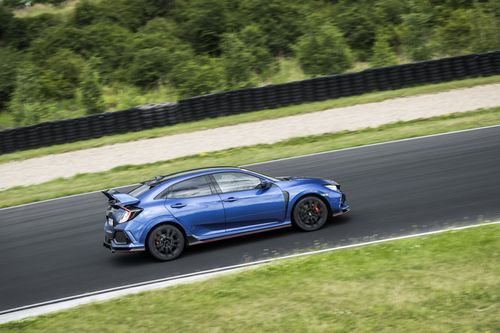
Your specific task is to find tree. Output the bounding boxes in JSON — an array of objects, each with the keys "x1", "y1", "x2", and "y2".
[
  {"x1": 80, "y1": 65, "x2": 104, "y2": 115},
  {"x1": 370, "y1": 33, "x2": 398, "y2": 67},
  {"x1": 220, "y1": 33, "x2": 256, "y2": 88},
  {"x1": 294, "y1": 24, "x2": 353, "y2": 77}
]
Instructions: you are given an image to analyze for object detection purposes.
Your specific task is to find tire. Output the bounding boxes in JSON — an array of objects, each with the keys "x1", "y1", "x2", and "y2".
[
  {"x1": 293, "y1": 196, "x2": 328, "y2": 231},
  {"x1": 147, "y1": 224, "x2": 186, "y2": 261}
]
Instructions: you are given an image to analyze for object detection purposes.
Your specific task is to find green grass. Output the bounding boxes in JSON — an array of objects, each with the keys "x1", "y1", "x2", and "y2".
[
  {"x1": 1, "y1": 75, "x2": 499, "y2": 164},
  {"x1": 0, "y1": 107, "x2": 499, "y2": 208},
  {"x1": 102, "y1": 83, "x2": 178, "y2": 111},
  {"x1": 2, "y1": 223, "x2": 498, "y2": 332}
]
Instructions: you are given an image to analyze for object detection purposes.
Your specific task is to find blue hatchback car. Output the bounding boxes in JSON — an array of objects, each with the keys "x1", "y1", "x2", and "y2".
[{"x1": 103, "y1": 166, "x2": 349, "y2": 261}]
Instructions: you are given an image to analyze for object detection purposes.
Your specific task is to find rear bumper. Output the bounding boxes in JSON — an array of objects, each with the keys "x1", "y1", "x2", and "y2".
[
  {"x1": 103, "y1": 239, "x2": 145, "y2": 253},
  {"x1": 103, "y1": 226, "x2": 146, "y2": 253}
]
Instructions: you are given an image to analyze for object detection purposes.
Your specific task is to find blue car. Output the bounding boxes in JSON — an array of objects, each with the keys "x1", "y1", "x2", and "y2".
[{"x1": 103, "y1": 166, "x2": 349, "y2": 261}]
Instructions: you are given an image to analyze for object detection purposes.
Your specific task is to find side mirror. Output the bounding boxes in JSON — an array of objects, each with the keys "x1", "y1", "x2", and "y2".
[{"x1": 257, "y1": 180, "x2": 272, "y2": 190}]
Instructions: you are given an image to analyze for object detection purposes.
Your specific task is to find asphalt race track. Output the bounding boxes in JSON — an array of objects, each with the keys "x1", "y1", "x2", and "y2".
[{"x1": 1, "y1": 126, "x2": 500, "y2": 312}]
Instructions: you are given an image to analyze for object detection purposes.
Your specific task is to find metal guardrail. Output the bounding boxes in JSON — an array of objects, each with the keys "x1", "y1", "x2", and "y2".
[{"x1": 1, "y1": 50, "x2": 499, "y2": 154}]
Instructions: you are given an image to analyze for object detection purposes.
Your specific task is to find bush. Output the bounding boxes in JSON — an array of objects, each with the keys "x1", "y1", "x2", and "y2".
[
  {"x1": 238, "y1": 0, "x2": 306, "y2": 55},
  {"x1": 79, "y1": 65, "x2": 105, "y2": 115},
  {"x1": 220, "y1": 33, "x2": 256, "y2": 88},
  {"x1": 28, "y1": 26, "x2": 87, "y2": 62},
  {"x1": 169, "y1": 56, "x2": 226, "y2": 98},
  {"x1": 436, "y1": 9, "x2": 473, "y2": 55},
  {"x1": 399, "y1": 2, "x2": 436, "y2": 61},
  {"x1": 469, "y1": 3, "x2": 500, "y2": 53},
  {"x1": 127, "y1": 28, "x2": 193, "y2": 87},
  {"x1": 175, "y1": 0, "x2": 230, "y2": 55},
  {"x1": 8, "y1": 63, "x2": 49, "y2": 125},
  {"x1": 370, "y1": 33, "x2": 398, "y2": 67},
  {"x1": 0, "y1": 5, "x2": 15, "y2": 41},
  {"x1": 239, "y1": 24, "x2": 278, "y2": 76},
  {"x1": 334, "y1": 0, "x2": 377, "y2": 60},
  {"x1": 79, "y1": 23, "x2": 132, "y2": 79},
  {"x1": 129, "y1": 47, "x2": 173, "y2": 87},
  {"x1": 294, "y1": 24, "x2": 353, "y2": 77},
  {"x1": 0, "y1": 5, "x2": 29, "y2": 49},
  {"x1": 0, "y1": 48, "x2": 21, "y2": 110},
  {"x1": 39, "y1": 49, "x2": 85, "y2": 99},
  {"x1": 72, "y1": 0, "x2": 104, "y2": 27}
]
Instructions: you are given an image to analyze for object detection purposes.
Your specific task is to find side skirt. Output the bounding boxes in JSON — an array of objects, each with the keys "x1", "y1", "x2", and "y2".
[{"x1": 187, "y1": 224, "x2": 292, "y2": 246}]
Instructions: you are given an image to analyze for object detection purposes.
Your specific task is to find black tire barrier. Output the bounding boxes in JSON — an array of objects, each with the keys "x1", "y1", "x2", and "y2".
[{"x1": 1, "y1": 50, "x2": 499, "y2": 155}]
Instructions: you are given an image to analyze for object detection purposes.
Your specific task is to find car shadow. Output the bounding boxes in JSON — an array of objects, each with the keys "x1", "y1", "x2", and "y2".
[{"x1": 109, "y1": 214, "x2": 352, "y2": 265}]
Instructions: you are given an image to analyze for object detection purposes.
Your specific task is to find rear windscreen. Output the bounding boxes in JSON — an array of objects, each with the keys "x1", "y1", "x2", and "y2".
[{"x1": 128, "y1": 184, "x2": 151, "y2": 197}]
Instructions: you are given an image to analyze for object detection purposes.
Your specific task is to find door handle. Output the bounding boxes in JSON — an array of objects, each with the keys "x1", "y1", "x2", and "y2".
[
  {"x1": 223, "y1": 197, "x2": 238, "y2": 202},
  {"x1": 170, "y1": 203, "x2": 186, "y2": 208}
]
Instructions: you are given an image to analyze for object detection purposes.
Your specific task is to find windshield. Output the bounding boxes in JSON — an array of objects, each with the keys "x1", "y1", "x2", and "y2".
[{"x1": 241, "y1": 168, "x2": 280, "y2": 181}]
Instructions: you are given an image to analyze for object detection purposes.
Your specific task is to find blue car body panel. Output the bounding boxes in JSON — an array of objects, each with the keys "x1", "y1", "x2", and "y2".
[{"x1": 103, "y1": 167, "x2": 349, "y2": 252}]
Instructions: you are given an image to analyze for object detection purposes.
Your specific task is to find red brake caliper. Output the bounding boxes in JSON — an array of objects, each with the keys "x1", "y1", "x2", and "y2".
[{"x1": 312, "y1": 203, "x2": 320, "y2": 214}]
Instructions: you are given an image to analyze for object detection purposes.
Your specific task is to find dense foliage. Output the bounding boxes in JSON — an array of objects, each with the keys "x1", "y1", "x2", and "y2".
[{"x1": 0, "y1": 0, "x2": 499, "y2": 127}]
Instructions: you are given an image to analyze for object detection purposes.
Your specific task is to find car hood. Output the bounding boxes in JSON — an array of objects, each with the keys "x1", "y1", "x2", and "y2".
[{"x1": 275, "y1": 176, "x2": 338, "y2": 186}]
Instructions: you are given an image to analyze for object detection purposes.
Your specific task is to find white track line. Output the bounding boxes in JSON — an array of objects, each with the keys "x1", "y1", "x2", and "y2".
[
  {"x1": 1, "y1": 220, "x2": 498, "y2": 324},
  {"x1": 1, "y1": 123, "x2": 499, "y2": 212}
]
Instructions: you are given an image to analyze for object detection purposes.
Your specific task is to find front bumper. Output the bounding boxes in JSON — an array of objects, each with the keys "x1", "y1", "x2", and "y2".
[{"x1": 330, "y1": 192, "x2": 350, "y2": 216}]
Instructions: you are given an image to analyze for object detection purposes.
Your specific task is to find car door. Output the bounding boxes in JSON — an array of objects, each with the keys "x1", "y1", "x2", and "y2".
[
  {"x1": 211, "y1": 172, "x2": 286, "y2": 231},
  {"x1": 164, "y1": 175, "x2": 226, "y2": 239}
]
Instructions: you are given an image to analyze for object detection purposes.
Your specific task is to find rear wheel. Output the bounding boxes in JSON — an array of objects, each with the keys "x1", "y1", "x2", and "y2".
[
  {"x1": 293, "y1": 196, "x2": 328, "y2": 231},
  {"x1": 147, "y1": 224, "x2": 185, "y2": 261}
]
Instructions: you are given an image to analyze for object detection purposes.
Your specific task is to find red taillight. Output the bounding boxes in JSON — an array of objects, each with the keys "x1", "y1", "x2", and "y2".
[{"x1": 113, "y1": 205, "x2": 143, "y2": 224}]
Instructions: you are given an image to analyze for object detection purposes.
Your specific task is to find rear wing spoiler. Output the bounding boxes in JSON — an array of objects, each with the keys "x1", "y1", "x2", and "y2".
[{"x1": 102, "y1": 190, "x2": 140, "y2": 206}]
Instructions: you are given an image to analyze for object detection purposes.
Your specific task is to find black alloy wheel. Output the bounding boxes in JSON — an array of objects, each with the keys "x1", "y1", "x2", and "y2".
[
  {"x1": 147, "y1": 224, "x2": 185, "y2": 261},
  {"x1": 293, "y1": 196, "x2": 328, "y2": 231}
]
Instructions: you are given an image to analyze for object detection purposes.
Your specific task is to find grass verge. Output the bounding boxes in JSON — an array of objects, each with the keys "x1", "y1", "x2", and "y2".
[
  {"x1": 1, "y1": 75, "x2": 499, "y2": 164},
  {"x1": 2, "y1": 223, "x2": 498, "y2": 332},
  {"x1": 0, "y1": 107, "x2": 499, "y2": 208}
]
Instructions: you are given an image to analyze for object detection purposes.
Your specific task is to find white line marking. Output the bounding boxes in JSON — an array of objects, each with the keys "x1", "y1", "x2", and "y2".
[
  {"x1": 1, "y1": 220, "x2": 498, "y2": 323},
  {"x1": 1, "y1": 123, "x2": 499, "y2": 212}
]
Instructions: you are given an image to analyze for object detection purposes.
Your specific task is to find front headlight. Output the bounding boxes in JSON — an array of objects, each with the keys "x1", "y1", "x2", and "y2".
[{"x1": 324, "y1": 184, "x2": 340, "y2": 192}]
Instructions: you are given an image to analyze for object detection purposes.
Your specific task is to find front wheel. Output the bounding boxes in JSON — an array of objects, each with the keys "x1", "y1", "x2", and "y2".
[
  {"x1": 293, "y1": 196, "x2": 328, "y2": 231},
  {"x1": 147, "y1": 224, "x2": 185, "y2": 261}
]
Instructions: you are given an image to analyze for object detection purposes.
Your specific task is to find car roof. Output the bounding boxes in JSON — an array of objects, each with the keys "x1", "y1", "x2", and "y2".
[{"x1": 146, "y1": 166, "x2": 244, "y2": 186}]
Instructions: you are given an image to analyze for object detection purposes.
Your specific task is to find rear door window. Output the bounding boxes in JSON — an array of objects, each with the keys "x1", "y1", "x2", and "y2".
[{"x1": 167, "y1": 176, "x2": 213, "y2": 198}]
